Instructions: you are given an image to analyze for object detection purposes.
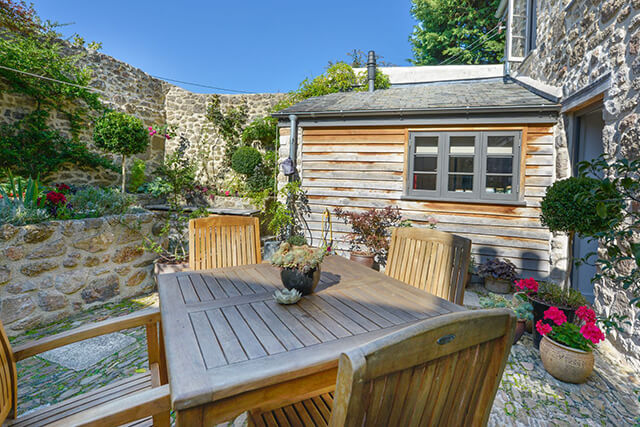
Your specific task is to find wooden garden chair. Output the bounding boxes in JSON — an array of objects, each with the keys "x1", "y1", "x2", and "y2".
[
  {"x1": 385, "y1": 227, "x2": 472, "y2": 305},
  {"x1": 188, "y1": 215, "x2": 261, "y2": 270},
  {"x1": 249, "y1": 308, "x2": 515, "y2": 426},
  {"x1": 0, "y1": 308, "x2": 170, "y2": 427}
]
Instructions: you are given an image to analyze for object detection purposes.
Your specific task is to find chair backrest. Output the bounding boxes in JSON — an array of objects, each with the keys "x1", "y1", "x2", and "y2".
[
  {"x1": 188, "y1": 215, "x2": 261, "y2": 270},
  {"x1": 329, "y1": 309, "x2": 515, "y2": 427},
  {"x1": 0, "y1": 321, "x2": 17, "y2": 423},
  {"x1": 386, "y1": 227, "x2": 472, "y2": 305}
]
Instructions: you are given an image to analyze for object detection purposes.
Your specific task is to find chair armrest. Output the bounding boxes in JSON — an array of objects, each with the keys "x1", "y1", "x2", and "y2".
[
  {"x1": 12, "y1": 307, "x2": 161, "y2": 361},
  {"x1": 47, "y1": 384, "x2": 171, "y2": 427}
]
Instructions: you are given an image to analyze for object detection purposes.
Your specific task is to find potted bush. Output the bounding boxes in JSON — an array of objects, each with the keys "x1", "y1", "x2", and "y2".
[
  {"x1": 537, "y1": 305, "x2": 605, "y2": 383},
  {"x1": 515, "y1": 278, "x2": 588, "y2": 349},
  {"x1": 334, "y1": 206, "x2": 411, "y2": 269},
  {"x1": 477, "y1": 258, "x2": 517, "y2": 293},
  {"x1": 479, "y1": 292, "x2": 533, "y2": 344},
  {"x1": 271, "y1": 242, "x2": 326, "y2": 295},
  {"x1": 93, "y1": 111, "x2": 149, "y2": 193}
]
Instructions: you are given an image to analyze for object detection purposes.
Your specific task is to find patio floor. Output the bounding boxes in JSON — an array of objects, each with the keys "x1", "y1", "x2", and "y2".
[{"x1": 10, "y1": 290, "x2": 640, "y2": 426}]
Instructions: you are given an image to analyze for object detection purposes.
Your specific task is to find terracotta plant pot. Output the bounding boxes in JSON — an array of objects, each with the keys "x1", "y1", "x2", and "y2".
[
  {"x1": 484, "y1": 277, "x2": 512, "y2": 294},
  {"x1": 350, "y1": 252, "x2": 375, "y2": 269},
  {"x1": 513, "y1": 319, "x2": 527, "y2": 344},
  {"x1": 280, "y1": 267, "x2": 321, "y2": 295},
  {"x1": 529, "y1": 296, "x2": 577, "y2": 349},
  {"x1": 539, "y1": 335, "x2": 594, "y2": 384}
]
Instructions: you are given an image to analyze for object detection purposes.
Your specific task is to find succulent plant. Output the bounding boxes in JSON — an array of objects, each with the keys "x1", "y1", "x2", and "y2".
[
  {"x1": 271, "y1": 242, "x2": 326, "y2": 273},
  {"x1": 274, "y1": 288, "x2": 302, "y2": 305},
  {"x1": 479, "y1": 292, "x2": 533, "y2": 321}
]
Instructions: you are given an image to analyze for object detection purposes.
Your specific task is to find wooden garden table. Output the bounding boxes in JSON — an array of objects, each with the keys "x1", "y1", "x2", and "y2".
[{"x1": 157, "y1": 255, "x2": 465, "y2": 426}]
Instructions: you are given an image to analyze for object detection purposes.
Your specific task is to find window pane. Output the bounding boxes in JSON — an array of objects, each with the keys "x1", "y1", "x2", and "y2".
[
  {"x1": 449, "y1": 136, "x2": 475, "y2": 154},
  {"x1": 487, "y1": 157, "x2": 513, "y2": 174},
  {"x1": 486, "y1": 175, "x2": 513, "y2": 194},
  {"x1": 510, "y1": 0, "x2": 527, "y2": 58},
  {"x1": 449, "y1": 156, "x2": 474, "y2": 173},
  {"x1": 487, "y1": 136, "x2": 514, "y2": 155},
  {"x1": 448, "y1": 175, "x2": 474, "y2": 192},
  {"x1": 415, "y1": 156, "x2": 437, "y2": 172},
  {"x1": 415, "y1": 136, "x2": 438, "y2": 154},
  {"x1": 414, "y1": 174, "x2": 437, "y2": 191}
]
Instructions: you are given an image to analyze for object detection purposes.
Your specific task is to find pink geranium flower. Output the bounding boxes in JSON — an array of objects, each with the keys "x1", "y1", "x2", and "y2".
[
  {"x1": 580, "y1": 322, "x2": 605, "y2": 344},
  {"x1": 514, "y1": 277, "x2": 539, "y2": 293},
  {"x1": 543, "y1": 306, "x2": 567, "y2": 326},
  {"x1": 225, "y1": 190, "x2": 230, "y2": 196},
  {"x1": 576, "y1": 306, "x2": 596, "y2": 324},
  {"x1": 536, "y1": 320, "x2": 552, "y2": 336}
]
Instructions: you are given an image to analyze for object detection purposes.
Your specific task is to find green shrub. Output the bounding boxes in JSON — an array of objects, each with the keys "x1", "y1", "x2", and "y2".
[
  {"x1": 0, "y1": 111, "x2": 115, "y2": 179},
  {"x1": 286, "y1": 235, "x2": 308, "y2": 246},
  {"x1": 0, "y1": 202, "x2": 50, "y2": 225},
  {"x1": 141, "y1": 177, "x2": 172, "y2": 198},
  {"x1": 231, "y1": 146, "x2": 262, "y2": 175},
  {"x1": 540, "y1": 176, "x2": 621, "y2": 236},
  {"x1": 93, "y1": 111, "x2": 149, "y2": 192},
  {"x1": 533, "y1": 281, "x2": 588, "y2": 308},
  {"x1": 68, "y1": 187, "x2": 134, "y2": 217},
  {"x1": 128, "y1": 159, "x2": 147, "y2": 192},
  {"x1": 242, "y1": 117, "x2": 277, "y2": 149}
]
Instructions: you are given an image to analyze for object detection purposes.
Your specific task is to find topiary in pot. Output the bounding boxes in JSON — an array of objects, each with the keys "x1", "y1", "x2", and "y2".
[
  {"x1": 93, "y1": 111, "x2": 149, "y2": 193},
  {"x1": 540, "y1": 176, "x2": 622, "y2": 289}
]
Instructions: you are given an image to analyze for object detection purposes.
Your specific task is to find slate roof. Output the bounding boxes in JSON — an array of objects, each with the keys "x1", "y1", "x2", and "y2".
[{"x1": 273, "y1": 78, "x2": 560, "y2": 117}]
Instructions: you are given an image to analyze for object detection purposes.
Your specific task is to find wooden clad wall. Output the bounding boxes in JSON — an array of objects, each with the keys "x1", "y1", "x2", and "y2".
[{"x1": 298, "y1": 125, "x2": 555, "y2": 280}]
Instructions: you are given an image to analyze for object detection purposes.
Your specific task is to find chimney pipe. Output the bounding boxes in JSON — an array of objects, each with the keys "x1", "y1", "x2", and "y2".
[{"x1": 367, "y1": 50, "x2": 376, "y2": 92}]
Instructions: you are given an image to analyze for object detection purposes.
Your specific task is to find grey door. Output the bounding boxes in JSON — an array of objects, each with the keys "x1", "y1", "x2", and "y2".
[{"x1": 572, "y1": 108, "x2": 604, "y2": 303}]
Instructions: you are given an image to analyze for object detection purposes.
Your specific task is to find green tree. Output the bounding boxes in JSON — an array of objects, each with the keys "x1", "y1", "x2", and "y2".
[
  {"x1": 93, "y1": 111, "x2": 149, "y2": 193},
  {"x1": 409, "y1": 0, "x2": 505, "y2": 65}
]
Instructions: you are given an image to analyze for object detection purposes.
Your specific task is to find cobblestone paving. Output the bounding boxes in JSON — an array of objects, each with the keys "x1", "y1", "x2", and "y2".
[{"x1": 12, "y1": 291, "x2": 640, "y2": 426}]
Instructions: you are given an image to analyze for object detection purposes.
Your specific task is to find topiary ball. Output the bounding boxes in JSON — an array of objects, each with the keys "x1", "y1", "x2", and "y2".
[
  {"x1": 231, "y1": 146, "x2": 262, "y2": 175},
  {"x1": 540, "y1": 176, "x2": 621, "y2": 237},
  {"x1": 93, "y1": 111, "x2": 149, "y2": 156}
]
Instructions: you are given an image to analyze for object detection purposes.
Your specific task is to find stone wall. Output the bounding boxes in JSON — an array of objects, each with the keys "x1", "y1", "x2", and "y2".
[
  {"x1": 0, "y1": 46, "x2": 284, "y2": 188},
  {"x1": 512, "y1": 0, "x2": 640, "y2": 369},
  {"x1": 0, "y1": 212, "x2": 161, "y2": 336}
]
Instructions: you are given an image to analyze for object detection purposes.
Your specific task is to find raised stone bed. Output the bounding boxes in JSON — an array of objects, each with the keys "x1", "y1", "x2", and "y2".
[{"x1": 0, "y1": 212, "x2": 162, "y2": 336}]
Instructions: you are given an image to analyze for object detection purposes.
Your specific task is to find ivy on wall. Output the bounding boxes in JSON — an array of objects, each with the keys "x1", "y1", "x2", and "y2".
[{"x1": 0, "y1": 0, "x2": 113, "y2": 179}]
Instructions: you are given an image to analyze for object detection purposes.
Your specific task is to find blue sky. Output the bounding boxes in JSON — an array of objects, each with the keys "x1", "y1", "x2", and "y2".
[{"x1": 31, "y1": 1, "x2": 417, "y2": 94}]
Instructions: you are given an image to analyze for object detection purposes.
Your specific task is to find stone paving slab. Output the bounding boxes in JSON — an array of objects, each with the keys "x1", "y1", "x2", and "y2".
[
  {"x1": 10, "y1": 291, "x2": 640, "y2": 426},
  {"x1": 39, "y1": 332, "x2": 137, "y2": 371}
]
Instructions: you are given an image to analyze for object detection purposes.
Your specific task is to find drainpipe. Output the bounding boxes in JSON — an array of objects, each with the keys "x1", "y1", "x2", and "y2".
[
  {"x1": 288, "y1": 114, "x2": 298, "y2": 182},
  {"x1": 367, "y1": 50, "x2": 376, "y2": 92}
]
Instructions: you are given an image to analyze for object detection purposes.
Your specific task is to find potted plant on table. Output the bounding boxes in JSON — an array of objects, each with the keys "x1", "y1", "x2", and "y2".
[
  {"x1": 334, "y1": 206, "x2": 413, "y2": 269},
  {"x1": 477, "y1": 258, "x2": 517, "y2": 293},
  {"x1": 271, "y1": 242, "x2": 326, "y2": 295},
  {"x1": 537, "y1": 305, "x2": 605, "y2": 383},
  {"x1": 515, "y1": 278, "x2": 588, "y2": 349},
  {"x1": 479, "y1": 292, "x2": 533, "y2": 344}
]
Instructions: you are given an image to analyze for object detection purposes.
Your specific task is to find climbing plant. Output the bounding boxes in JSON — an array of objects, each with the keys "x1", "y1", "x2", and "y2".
[{"x1": 0, "y1": 0, "x2": 112, "y2": 178}]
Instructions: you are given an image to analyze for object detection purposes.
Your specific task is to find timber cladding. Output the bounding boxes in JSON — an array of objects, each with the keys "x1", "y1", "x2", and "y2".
[{"x1": 299, "y1": 125, "x2": 555, "y2": 279}]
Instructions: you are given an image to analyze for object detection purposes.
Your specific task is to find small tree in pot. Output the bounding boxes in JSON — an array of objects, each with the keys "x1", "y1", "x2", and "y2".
[
  {"x1": 93, "y1": 111, "x2": 149, "y2": 193},
  {"x1": 334, "y1": 206, "x2": 415, "y2": 268},
  {"x1": 477, "y1": 258, "x2": 517, "y2": 293}
]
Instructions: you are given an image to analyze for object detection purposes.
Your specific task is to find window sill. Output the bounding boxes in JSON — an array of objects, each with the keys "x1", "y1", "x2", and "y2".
[{"x1": 400, "y1": 195, "x2": 528, "y2": 206}]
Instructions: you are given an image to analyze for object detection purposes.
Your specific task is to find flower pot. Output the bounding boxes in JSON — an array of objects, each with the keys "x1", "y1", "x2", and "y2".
[
  {"x1": 529, "y1": 296, "x2": 577, "y2": 349},
  {"x1": 154, "y1": 261, "x2": 189, "y2": 279},
  {"x1": 350, "y1": 252, "x2": 375, "y2": 269},
  {"x1": 539, "y1": 335, "x2": 594, "y2": 384},
  {"x1": 484, "y1": 277, "x2": 512, "y2": 293},
  {"x1": 513, "y1": 319, "x2": 527, "y2": 344},
  {"x1": 280, "y1": 267, "x2": 321, "y2": 295}
]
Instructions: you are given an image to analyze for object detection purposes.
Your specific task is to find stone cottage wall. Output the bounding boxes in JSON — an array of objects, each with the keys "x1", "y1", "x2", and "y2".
[
  {"x1": 512, "y1": 0, "x2": 640, "y2": 368},
  {"x1": 0, "y1": 46, "x2": 284, "y2": 188},
  {"x1": 0, "y1": 212, "x2": 161, "y2": 336}
]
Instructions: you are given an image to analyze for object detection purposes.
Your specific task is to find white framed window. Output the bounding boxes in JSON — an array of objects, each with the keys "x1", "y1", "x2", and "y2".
[
  {"x1": 407, "y1": 131, "x2": 521, "y2": 203},
  {"x1": 507, "y1": 0, "x2": 537, "y2": 61}
]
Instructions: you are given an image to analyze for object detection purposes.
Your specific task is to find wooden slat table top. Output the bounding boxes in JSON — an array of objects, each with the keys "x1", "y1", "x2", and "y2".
[{"x1": 158, "y1": 255, "x2": 465, "y2": 411}]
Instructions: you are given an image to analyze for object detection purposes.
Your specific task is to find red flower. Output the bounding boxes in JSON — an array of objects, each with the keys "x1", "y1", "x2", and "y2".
[
  {"x1": 536, "y1": 320, "x2": 552, "y2": 336},
  {"x1": 514, "y1": 277, "x2": 539, "y2": 293},
  {"x1": 580, "y1": 322, "x2": 605, "y2": 344},
  {"x1": 543, "y1": 306, "x2": 567, "y2": 326},
  {"x1": 55, "y1": 183, "x2": 70, "y2": 192},
  {"x1": 46, "y1": 191, "x2": 67, "y2": 205},
  {"x1": 576, "y1": 306, "x2": 596, "y2": 324}
]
